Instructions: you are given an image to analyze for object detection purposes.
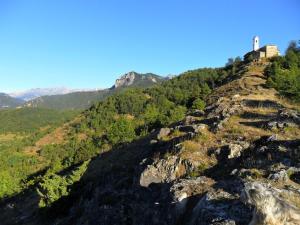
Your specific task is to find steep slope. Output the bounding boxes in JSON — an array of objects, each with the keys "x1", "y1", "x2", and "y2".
[
  {"x1": 0, "y1": 93, "x2": 24, "y2": 109},
  {"x1": 24, "y1": 72, "x2": 164, "y2": 110}
]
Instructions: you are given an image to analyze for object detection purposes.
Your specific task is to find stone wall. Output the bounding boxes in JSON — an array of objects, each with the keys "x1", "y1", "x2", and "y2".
[
  {"x1": 265, "y1": 45, "x2": 280, "y2": 58},
  {"x1": 244, "y1": 45, "x2": 279, "y2": 62}
]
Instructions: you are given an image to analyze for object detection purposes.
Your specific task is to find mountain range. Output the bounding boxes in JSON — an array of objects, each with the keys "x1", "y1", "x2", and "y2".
[
  {"x1": 9, "y1": 87, "x2": 98, "y2": 101},
  {"x1": 1, "y1": 71, "x2": 165, "y2": 110},
  {"x1": 0, "y1": 93, "x2": 24, "y2": 109}
]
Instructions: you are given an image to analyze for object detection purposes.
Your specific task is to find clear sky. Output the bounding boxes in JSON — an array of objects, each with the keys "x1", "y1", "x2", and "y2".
[{"x1": 0, "y1": 0, "x2": 299, "y2": 92}]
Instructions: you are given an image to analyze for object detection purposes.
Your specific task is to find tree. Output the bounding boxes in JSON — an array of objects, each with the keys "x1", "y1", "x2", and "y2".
[
  {"x1": 107, "y1": 117, "x2": 136, "y2": 145},
  {"x1": 192, "y1": 98, "x2": 206, "y2": 110},
  {"x1": 226, "y1": 58, "x2": 234, "y2": 67}
]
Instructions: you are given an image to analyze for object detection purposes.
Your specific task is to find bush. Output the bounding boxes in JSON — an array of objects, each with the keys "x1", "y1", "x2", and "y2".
[{"x1": 37, "y1": 160, "x2": 90, "y2": 207}]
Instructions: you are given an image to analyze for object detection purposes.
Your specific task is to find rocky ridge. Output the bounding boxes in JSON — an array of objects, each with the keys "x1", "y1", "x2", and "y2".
[
  {"x1": 113, "y1": 71, "x2": 165, "y2": 89},
  {"x1": 58, "y1": 63, "x2": 300, "y2": 224},
  {"x1": 2, "y1": 63, "x2": 300, "y2": 225}
]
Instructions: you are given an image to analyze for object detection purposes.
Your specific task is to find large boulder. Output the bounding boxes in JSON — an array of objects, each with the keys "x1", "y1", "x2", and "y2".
[
  {"x1": 242, "y1": 182, "x2": 300, "y2": 225},
  {"x1": 170, "y1": 176, "x2": 215, "y2": 221},
  {"x1": 189, "y1": 188, "x2": 250, "y2": 225}
]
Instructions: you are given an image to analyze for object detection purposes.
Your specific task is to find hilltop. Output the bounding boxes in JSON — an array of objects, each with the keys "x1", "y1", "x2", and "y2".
[{"x1": 0, "y1": 43, "x2": 299, "y2": 225}]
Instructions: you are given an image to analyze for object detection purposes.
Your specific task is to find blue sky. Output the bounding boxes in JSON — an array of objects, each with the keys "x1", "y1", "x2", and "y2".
[{"x1": 0, "y1": 0, "x2": 299, "y2": 92}]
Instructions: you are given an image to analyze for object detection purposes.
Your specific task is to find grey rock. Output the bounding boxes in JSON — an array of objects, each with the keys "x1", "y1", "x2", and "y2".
[
  {"x1": 157, "y1": 128, "x2": 171, "y2": 140},
  {"x1": 242, "y1": 182, "x2": 300, "y2": 225},
  {"x1": 170, "y1": 176, "x2": 214, "y2": 220},
  {"x1": 227, "y1": 141, "x2": 250, "y2": 159},
  {"x1": 267, "y1": 134, "x2": 278, "y2": 142},
  {"x1": 189, "y1": 188, "x2": 249, "y2": 225},
  {"x1": 177, "y1": 124, "x2": 207, "y2": 134},
  {"x1": 268, "y1": 169, "x2": 289, "y2": 181},
  {"x1": 139, "y1": 156, "x2": 194, "y2": 187}
]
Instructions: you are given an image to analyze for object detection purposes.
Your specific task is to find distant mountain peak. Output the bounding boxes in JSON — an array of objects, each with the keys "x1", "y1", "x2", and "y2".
[
  {"x1": 9, "y1": 87, "x2": 98, "y2": 101},
  {"x1": 114, "y1": 71, "x2": 137, "y2": 88},
  {"x1": 113, "y1": 71, "x2": 164, "y2": 89}
]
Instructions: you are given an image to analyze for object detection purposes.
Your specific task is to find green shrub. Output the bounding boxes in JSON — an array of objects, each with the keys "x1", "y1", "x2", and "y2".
[
  {"x1": 192, "y1": 98, "x2": 206, "y2": 110},
  {"x1": 107, "y1": 117, "x2": 136, "y2": 145},
  {"x1": 37, "y1": 160, "x2": 90, "y2": 207}
]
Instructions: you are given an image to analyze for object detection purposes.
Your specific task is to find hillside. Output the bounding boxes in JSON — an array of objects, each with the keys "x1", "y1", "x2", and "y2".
[
  {"x1": 0, "y1": 45, "x2": 299, "y2": 225},
  {"x1": 24, "y1": 72, "x2": 165, "y2": 110},
  {"x1": 0, "y1": 108, "x2": 78, "y2": 133},
  {"x1": 0, "y1": 93, "x2": 24, "y2": 109},
  {"x1": 23, "y1": 89, "x2": 111, "y2": 110}
]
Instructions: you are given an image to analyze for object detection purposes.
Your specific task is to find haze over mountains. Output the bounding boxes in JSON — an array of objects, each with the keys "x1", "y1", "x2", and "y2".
[
  {"x1": 1, "y1": 71, "x2": 166, "y2": 110},
  {"x1": 9, "y1": 87, "x2": 99, "y2": 101},
  {"x1": 0, "y1": 93, "x2": 25, "y2": 108}
]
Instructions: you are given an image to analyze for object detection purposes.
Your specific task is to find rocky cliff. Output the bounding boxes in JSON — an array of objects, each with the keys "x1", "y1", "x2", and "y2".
[{"x1": 113, "y1": 71, "x2": 164, "y2": 89}]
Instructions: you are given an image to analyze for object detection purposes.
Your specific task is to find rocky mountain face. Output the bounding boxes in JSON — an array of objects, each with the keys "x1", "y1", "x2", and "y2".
[
  {"x1": 2, "y1": 63, "x2": 300, "y2": 225},
  {"x1": 0, "y1": 93, "x2": 24, "y2": 108},
  {"x1": 113, "y1": 71, "x2": 165, "y2": 89},
  {"x1": 114, "y1": 72, "x2": 136, "y2": 88}
]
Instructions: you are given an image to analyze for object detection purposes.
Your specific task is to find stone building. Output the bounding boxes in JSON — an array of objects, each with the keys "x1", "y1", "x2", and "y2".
[{"x1": 244, "y1": 36, "x2": 280, "y2": 61}]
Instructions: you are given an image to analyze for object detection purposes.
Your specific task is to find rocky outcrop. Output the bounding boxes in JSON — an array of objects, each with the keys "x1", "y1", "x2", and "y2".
[
  {"x1": 206, "y1": 97, "x2": 243, "y2": 131},
  {"x1": 139, "y1": 156, "x2": 194, "y2": 187},
  {"x1": 114, "y1": 71, "x2": 136, "y2": 88},
  {"x1": 267, "y1": 108, "x2": 300, "y2": 130},
  {"x1": 242, "y1": 182, "x2": 300, "y2": 225},
  {"x1": 190, "y1": 188, "x2": 250, "y2": 225},
  {"x1": 169, "y1": 176, "x2": 215, "y2": 222}
]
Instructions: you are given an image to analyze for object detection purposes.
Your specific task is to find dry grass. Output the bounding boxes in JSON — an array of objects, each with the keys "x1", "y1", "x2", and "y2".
[
  {"x1": 180, "y1": 138, "x2": 216, "y2": 168},
  {"x1": 281, "y1": 126, "x2": 300, "y2": 140},
  {"x1": 0, "y1": 133, "x2": 24, "y2": 142},
  {"x1": 35, "y1": 126, "x2": 67, "y2": 147},
  {"x1": 161, "y1": 129, "x2": 185, "y2": 142},
  {"x1": 222, "y1": 115, "x2": 271, "y2": 142}
]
